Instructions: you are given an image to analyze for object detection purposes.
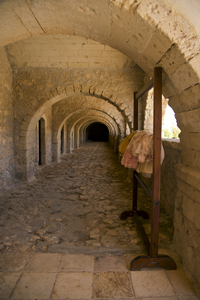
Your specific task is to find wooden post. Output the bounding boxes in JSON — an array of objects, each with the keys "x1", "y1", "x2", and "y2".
[
  {"x1": 133, "y1": 91, "x2": 138, "y2": 212},
  {"x1": 134, "y1": 92, "x2": 138, "y2": 131},
  {"x1": 151, "y1": 67, "x2": 162, "y2": 258}
]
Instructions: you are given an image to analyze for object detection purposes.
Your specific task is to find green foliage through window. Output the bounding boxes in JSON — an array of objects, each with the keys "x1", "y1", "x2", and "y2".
[{"x1": 164, "y1": 127, "x2": 181, "y2": 139}]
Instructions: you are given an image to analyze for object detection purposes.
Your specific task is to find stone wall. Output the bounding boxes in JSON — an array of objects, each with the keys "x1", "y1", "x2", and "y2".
[
  {"x1": 6, "y1": 35, "x2": 133, "y2": 69},
  {"x1": 161, "y1": 139, "x2": 181, "y2": 218},
  {"x1": 125, "y1": 138, "x2": 181, "y2": 218},
  {"x1": 174, "y1": 164, "x2": 200, "y2": 291},
  {"x1": 0, "y1": 48, "x2": 14, "y2": 189}
]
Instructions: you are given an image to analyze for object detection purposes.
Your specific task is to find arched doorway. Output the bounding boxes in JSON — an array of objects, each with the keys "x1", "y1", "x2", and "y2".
[
  {"x1": 60, "y1": 126, "x2": 64, "y2": 154},
  {"x1": 86, "y1": 122, "x2": 109, "y2": 142},
  {"x1": 38, "y1": 118, "x2": 46, "y2": 165}
]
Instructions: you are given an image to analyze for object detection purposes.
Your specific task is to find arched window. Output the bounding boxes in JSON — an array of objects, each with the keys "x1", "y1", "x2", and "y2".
[{"x1": 163, "y1": 105, "x2": 181, "y2": 139}]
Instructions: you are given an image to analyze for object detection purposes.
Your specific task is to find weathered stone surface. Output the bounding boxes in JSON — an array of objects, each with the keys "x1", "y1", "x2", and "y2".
[
  {"x1": 6, "y1": 35, "x2": 132, "y2": 69},
  {"x1": 11, "y1": 272, "x2": 56, "y2": 299},
  {"x1": 52, "y1": 272, "x2": 93, "y2": 299},
  {"x1": 161, "y1": 139, "x2": 181, "y2": 217},
  {"x1": 94, "y1": 254, "x2": 127, "y2": 272},
  {"x1": 0, "y1": 272, "x2": 21, "y2": 299},
  {"x1": 131, "y1": 270, "x2": 175, "y2": 298},
  {"x1": 24, "y1": 253, "x2": 61, "y2": 272},
  {"x1": 58, "y1": 254, "x2": 94, "y2": 272},
  {"x1": 0, "y1": 143, "x2": 175, "y2": 254},
  {"x1": 93, "y1": 272, "x2": 133, "y2": 298},
  {"x1": 0, "y1": 48, "x2": 14, "y2": 189}
]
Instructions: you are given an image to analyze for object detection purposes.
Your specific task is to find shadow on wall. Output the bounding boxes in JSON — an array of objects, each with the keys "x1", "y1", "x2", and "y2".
[{"x1": 86, "y1": 122, "x2": 109, "y2": 142}]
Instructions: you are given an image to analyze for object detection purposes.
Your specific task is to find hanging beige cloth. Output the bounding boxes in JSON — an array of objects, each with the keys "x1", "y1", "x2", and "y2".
[
  {"x1": 136, "y1": 140, "x2": 165, "y2": 177},
  {"x1": 118, "y1": 131, "x2": 137, "y2": 157}
]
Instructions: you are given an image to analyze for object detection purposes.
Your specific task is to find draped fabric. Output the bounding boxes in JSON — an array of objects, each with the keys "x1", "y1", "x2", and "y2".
[
  {"x1": 118, "y1": 131, "x2": 137, "y2": 157},
  {"x1": 121, "y1": 131, "x2": 165, "y2": 175}
]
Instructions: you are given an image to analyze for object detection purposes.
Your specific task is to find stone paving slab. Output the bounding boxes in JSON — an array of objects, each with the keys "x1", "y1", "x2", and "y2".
[
  {"x1": 0, "y1": 253, "x2": 199, "y2": 299},
  {"x1": 10, "y1": 272, "x2": 56, "y2": 299},
  {"x1": 94, "y1": 254, "x2": 127, "y2": 272},
  {"x1": 24, "y1": 253, "x2": 61, "y2": 273},
  {"x1": 0, "y1": 272, "x2": 20, "y2": 300},
  {"x1": 52, "y1": 272, "x2": 93, "y2": 299},
  {"x1": 166, "y1": 270, "x2": 196, "y2": 296},
  {"x1": 131, "y1": 270, "x2": 175, "y2": 298},
  {"x1": 58, "y1": 254, "x2": 94, "y2": 272},
  {"x1": 0, "y1": 253, "x2": 32, "y2": 272},
  {"x1": 93, "y1": 271, "x2": 133, "y2": 298}
]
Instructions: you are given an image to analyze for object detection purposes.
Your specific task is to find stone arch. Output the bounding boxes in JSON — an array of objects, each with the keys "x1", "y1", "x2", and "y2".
[
  {"x1": 143, "y1": 90, "x2": 168, "y2": 133},
  {"x1": 79, "y1": 118, "x2": 116, "y2": 148},
  {"x1": 16, "y1": 87, "x2": 126, "y2": 181},
  {"x1": 56, "y1": 109, "x2": 119, "y2": 160},
  {"x1": 74, "y1": 117, "x2": 115, "y2": 148}
]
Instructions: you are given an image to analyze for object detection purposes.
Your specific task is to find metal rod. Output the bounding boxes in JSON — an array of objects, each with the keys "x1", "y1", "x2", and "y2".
[
  {"x1": 134, "y1": 91, "x2": 138, "y2": 131},
  {"x1": 133, "y1": 170, "x2": 138, "y2": 212},
  {"x1": 135, "y1": 78, "x2": 154, "y2": 100},
  {"x1": 133, "y1": 92, "x2": 139, "y2": 213},
  {"x1": 134, "y1": 172, "x2": 152, "y2": 199},
  {"x1": 133, "y1": 212, "x2": 150, "y2": 255}
]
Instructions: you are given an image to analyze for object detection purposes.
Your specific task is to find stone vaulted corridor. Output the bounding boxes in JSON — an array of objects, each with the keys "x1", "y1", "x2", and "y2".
[
  {"x1": 1, "y1": 0, "x2": 200, "y2": 297},
  {"x1": 0, "y1": 142, "x2": 199, "y2": 299}
]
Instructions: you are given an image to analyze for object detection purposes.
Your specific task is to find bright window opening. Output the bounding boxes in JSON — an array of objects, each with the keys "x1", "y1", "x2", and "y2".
[{"x1": 163, "y1": 105, "x2": 181, "y2": 139}]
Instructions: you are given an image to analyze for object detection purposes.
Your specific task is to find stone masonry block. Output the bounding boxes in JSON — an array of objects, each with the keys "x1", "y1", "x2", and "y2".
[
  {"x1": 50, "y1": 88, "x2": 58, "y2": 97},
  {"x1": 158, "y1": 12, "x2": 199, "y2": 60},
  {"x1": 176, "y1": 164, "x2": 200, "y2": 193},
  {"x1": 78, "y1": 50, "x2": 103, "y2": 57},
  {"x1": 87, "y1": 0, "x2": 110, "y2": 42},
  {"x1": 189, "y1": 53, "x2": 200, "y2": 79},
  {"x1": 194, "y1": 202, "x2": 200, "y2": 230},
  {"x1": 65, "y1": 85, "x2": 75, "y2": 94},
  {"x1": 68, "y1": 62, "x2": 88, "y2": 68},
  {"x1": 56, "y1": 86, "x2": 65, "y2": 95},
  {"x1": 81, "y1": 84, "x2": 90, "y2": 94},
  {"x1": 68, "y1": 56, "x2": 88, "y2": 63},
  {"x1": 181, "y1": 192, "x2": 195, "y2": 224},
  {"x1": 179, "y1": 132, "x2": 200, "y2": 151},
  {"x1": 171, "y1": 62, "x2": 199, "y2": 94},
  {"x1": 139, "y1": 28, "x2": 172, "y2": 69},
  {"x1": 59, "y1": 50, "x2": 78, "y2": 56},
  {"x1": 177, "y1": 178, "x2": 200, "y2": 205},
  {"x1": 82, "y1": 44, "x2": 104, "y2": 51},
  {"x1": 176, "y1": 109, "x2": 200, "y2": 133},
  {"x1": 181, "y1": 148, "x2": 200, "y2": 171},
  {"x1": 168, "y1": 84, "x2": 200, "y2": 114},
  {"x1": 73, "y1": 83, "x2": 82, "y2": 94},
  {"x1": 157, "y1": 44, "x2": 186, "y2": 76},
  {"x1": 137, "y1": 0, "x2": 170, "y2": 27}
]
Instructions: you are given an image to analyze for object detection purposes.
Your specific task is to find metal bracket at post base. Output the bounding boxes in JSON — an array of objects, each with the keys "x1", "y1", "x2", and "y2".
[
  {"x1": 120, "y1": 210, "x2": 149, "y2": 220},
  {"x1": 130, "y1": 255, "x2": 177, "y2": 271}
]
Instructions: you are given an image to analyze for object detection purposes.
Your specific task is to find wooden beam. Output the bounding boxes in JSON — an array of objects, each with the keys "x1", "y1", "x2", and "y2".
[{"x1": 135, "y1": 78, "x2": 153, "y2": 100}]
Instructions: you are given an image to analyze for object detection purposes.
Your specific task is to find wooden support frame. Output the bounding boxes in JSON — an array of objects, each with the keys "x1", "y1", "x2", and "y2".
[{"x1": 120, "y1": 67, "x2": 177, "y2": 271}]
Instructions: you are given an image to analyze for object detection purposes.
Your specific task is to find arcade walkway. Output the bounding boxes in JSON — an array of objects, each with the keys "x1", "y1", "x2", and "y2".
[{"x1": 0, "y1": 143, "x2": 199, "y2": 299}]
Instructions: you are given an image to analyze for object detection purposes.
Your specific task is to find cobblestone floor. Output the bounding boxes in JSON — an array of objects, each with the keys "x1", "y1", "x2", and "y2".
[{"x1": 0, "y1": 142, "x2": 199, "y2": 299}]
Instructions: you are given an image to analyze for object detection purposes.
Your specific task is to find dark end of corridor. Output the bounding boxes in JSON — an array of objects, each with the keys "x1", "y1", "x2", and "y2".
[{"x1": 86, "y1": 122, "x2": 109, "y2": 142}]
